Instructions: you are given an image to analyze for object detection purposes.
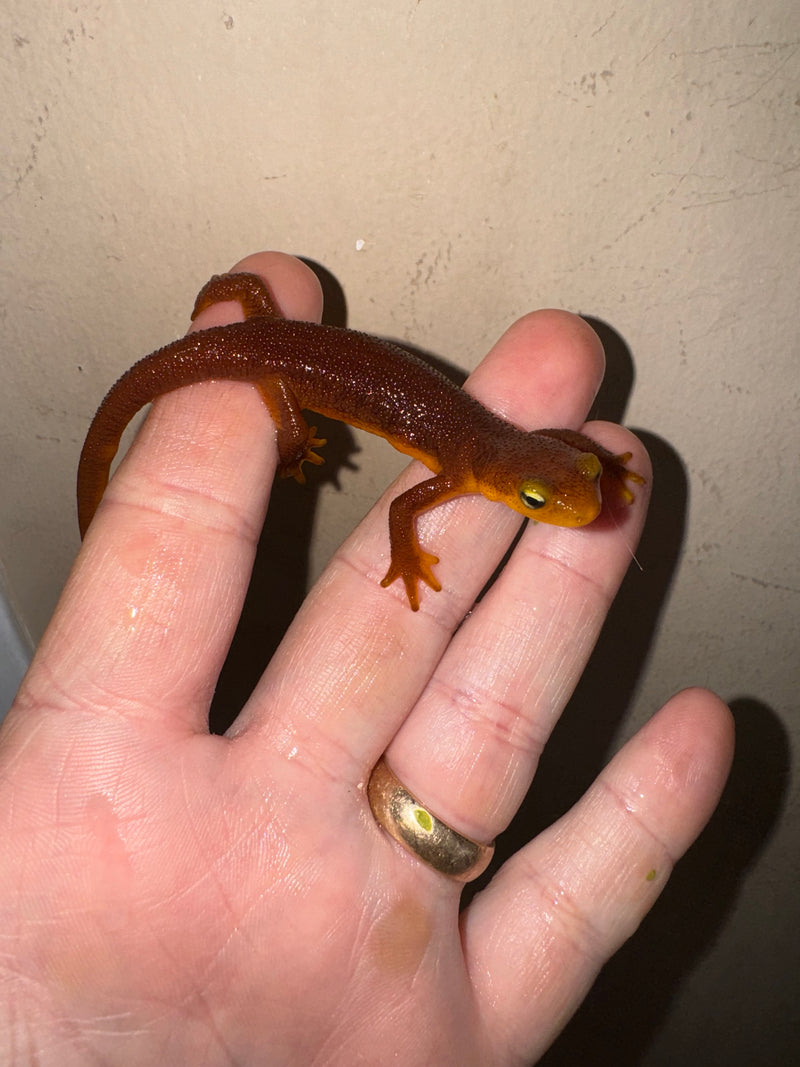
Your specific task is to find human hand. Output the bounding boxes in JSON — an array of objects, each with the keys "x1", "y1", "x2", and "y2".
[{"x1": 0, "y1": 252, "x2": 733, "y2": 1065}]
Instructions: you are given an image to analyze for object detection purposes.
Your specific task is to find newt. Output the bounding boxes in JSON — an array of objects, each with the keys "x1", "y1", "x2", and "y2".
[{"x1": 77, "y1": 271, "x2": 644, "y2": 610}]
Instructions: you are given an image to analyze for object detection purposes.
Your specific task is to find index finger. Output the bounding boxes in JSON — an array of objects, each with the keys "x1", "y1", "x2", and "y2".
[{"x1": 15, "y1": 252, "x2": 323, "y2": 731}]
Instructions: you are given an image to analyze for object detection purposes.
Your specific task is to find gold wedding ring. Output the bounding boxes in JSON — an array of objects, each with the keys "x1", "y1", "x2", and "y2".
[{"x1": 367, "y1": 757, "x2": 495, "y2": 882}]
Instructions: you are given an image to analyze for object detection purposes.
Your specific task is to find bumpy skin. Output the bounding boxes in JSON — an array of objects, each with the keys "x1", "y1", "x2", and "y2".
[{"x1": 77, "y1": 273, "x2": 644, "y2": 609}]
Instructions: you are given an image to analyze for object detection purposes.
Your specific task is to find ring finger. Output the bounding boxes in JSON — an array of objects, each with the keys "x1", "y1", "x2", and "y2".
[{"x1": 382, "y1": 417, "x2": 650, "y2": 849}]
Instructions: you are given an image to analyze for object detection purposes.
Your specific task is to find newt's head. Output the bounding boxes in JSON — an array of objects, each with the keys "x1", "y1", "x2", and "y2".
[{"x1": 476, "y1": 435, "x2": 604, "y2": 527}]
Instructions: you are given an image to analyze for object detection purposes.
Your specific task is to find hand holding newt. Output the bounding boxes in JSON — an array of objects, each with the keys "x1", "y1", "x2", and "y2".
[
  {"x1": 77, "y1": 270, "x2": 644, "y2": 609},
  {"x1": 4, "y1": 253, "x2": 733, "y2": 1066}
]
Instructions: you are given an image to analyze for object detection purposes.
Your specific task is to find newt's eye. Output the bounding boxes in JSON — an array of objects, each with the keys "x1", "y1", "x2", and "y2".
[{"x1": 519, "y1": 482, "x2": 548, "y2": 511}]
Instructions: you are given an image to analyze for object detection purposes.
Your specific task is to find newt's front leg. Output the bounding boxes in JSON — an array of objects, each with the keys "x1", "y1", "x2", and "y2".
[
  {"x1": 195, "y1": 275, "x2": 328, "y2": 482},
  {"x1": 380, "y1": 474, "x2": 465, "y2": 611}
]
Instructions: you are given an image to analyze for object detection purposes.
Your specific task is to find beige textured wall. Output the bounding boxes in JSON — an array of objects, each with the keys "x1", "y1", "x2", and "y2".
[{"x1": 2, "y1": 1, "x2": 798, "y2": 1062}]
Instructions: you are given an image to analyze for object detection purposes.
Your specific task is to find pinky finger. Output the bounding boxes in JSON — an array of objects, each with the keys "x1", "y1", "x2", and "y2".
[{"x1": 462, "y1": 688, "x2": 734, "y2": 1065}]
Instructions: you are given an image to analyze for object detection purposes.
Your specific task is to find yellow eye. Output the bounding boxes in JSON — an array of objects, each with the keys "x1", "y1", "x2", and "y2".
[{"x1": 519, "y1": 482, "x2": 547, "y2": 511}]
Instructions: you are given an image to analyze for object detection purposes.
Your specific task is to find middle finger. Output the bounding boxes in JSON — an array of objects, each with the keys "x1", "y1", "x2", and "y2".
[{"x1": 241, "y1": 310, "x2": 611, "y2": 777}]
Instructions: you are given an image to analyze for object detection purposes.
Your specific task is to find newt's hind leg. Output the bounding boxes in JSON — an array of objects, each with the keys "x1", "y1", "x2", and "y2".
[
  {"x1": 255, "y1": 378, "x2": 326, "y2": 484},
  {"x1": 194, "y1": 274, "x2": 325, "y2": 481},
  {"x1": 191, "y1": 272, "x2": 282, "y2": 322}
]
